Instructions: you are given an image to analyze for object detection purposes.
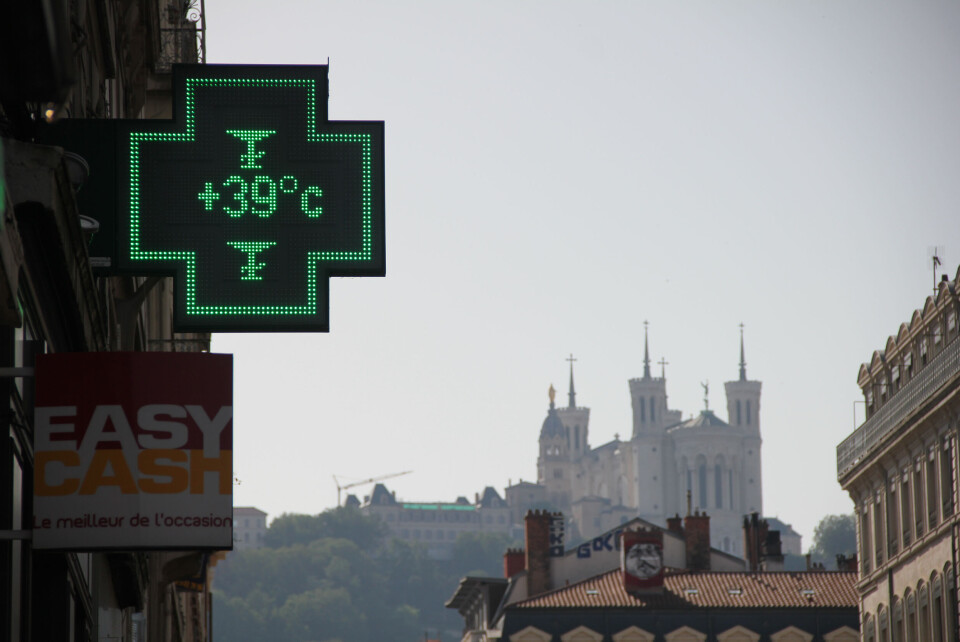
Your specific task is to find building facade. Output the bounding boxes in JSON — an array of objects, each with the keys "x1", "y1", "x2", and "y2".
[
  {"x1": 448, "y1": 511, "x2": 858, "y2": 642},
  {"x1": 233, "y1": 507, "x2": 268, "y2": 552},
  {"x1": 0, "y1": 3, "x2": 213, "y2": 641},
  {"x1": 360, "y1": 483, "x2": 513, "y2": 559},
  {"x1": 532, "y1": 328, "x2": 763, "y2": 556},
  {"x1": 836, "y1": 267, "x2": 960, "y2": 641}
]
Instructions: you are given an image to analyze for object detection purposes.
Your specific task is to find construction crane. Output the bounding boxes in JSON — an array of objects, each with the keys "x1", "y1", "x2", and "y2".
[{"x1": 333, "y1": 470, "x2": 412, "y2": 506}]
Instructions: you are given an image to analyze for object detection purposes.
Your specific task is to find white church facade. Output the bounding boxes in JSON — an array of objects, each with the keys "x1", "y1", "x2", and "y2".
[{"x1": 529, "y1": 329, "x2": 763, "y2": 556}]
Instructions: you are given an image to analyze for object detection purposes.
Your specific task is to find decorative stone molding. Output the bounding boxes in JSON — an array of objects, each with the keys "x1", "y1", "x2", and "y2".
[
  {"x1": 823, "y1": 626, "x2": 859, "y2": 642},
  {"x1": 560, "y1": 625, "x2": 603, "y2": 642},
  {"x1": 770, "y1": 625, "x2": 814, "y2": 642},
  {"x1": 612, "y1": 626, "x2": 655, "y2": 642},
  {"x1": 664, "y1": 626, "x2": 708, "y2": 642},
  {"x1": 510, "y1": 626, "x2": 553, "y2": 642},
  {"x1": 716, "y1": 625, "x2": 761, "y2": 642}
]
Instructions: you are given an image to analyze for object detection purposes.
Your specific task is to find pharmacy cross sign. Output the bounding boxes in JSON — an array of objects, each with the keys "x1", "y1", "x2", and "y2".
[{"x1": 118, "y1": 64, "x2": 384, "y2": 332}]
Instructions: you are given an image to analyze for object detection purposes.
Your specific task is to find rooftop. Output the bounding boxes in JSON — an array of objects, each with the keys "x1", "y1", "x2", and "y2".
[{"x1": 512, "y1": 568, "x2": 857, "y2": 610}]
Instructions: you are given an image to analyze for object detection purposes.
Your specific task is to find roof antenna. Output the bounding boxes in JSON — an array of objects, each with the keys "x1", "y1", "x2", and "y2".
[{"x1": 929, "y1": 245, "x2": 945, "y2": 297}]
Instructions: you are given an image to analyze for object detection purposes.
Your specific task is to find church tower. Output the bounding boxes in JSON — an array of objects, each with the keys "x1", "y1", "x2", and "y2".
[
  {"x1": 538, "y1": 385, "x2": 574, "y2": 510},
  {"x1": 557, "y1": 355, "x2": 590, "y2": 459},
  {"x1": 628, "y1": 324, "x2": 672, "y2": 523},
  {"x1": 724, "y1": 325, "x2": 763, "y2": 515},
  {"x1": 629, "y1": 323, "x2": 670, "y2": 437}
]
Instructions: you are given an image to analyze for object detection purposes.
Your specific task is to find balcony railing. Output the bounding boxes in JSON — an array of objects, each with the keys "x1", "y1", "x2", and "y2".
[
  {"x1": 155, "y1": 0, "x2": 205, "y2": 73},
  {"x1": 837, "y1": 336, "x2": 960, "y2": 478}
]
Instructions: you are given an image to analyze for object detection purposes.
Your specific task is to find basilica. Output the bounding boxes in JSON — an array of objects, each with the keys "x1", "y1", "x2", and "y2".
[{"x1": 523, "y1": 329, "x2": 763, "y2": 556}]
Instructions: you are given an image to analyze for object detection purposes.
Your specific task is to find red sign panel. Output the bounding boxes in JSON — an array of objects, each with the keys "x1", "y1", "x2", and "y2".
[
  {"x1": 621, "y1": 530, "x2": 664, "y2": 592},
  {"x1": 33, "y1": 352, "x2": 233, "y2": 550}
]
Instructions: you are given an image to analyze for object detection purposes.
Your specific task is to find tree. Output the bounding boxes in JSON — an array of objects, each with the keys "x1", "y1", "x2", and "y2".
[
  {"x1": 807, "y1": 513, "x2": 856, "y2": 567},
  {"x1": 449, "y1": 531, "x2": 516, "y2": 577},
  {"x1": 264, "y1": 506, "x2": 386, "y2": 549}
]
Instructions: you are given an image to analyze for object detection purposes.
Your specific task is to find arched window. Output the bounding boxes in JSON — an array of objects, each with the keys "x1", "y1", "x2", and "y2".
[
  {"x1": 574, "y1": 425, "x2": 580, "y2": 450},
  {"x1": 639, "y1": 397, "x2": 646, "y2": 423},
  {"x1": 714, "y1": 461, "x2": 723, "y2": 509},
  {"x1": 746, "y1": 400, "x2": 752, "y2": 424},
  {"x1": 918, "y1": 582, "x2": 930, "y2": 642},
  {"x1": 932, "y1": 574, "x2": 943, "y2": 642},
  {"x1": 697, "y1": 460, "x2": 707, "y2": 510},
  {"x1": 650, "y1": 397, "x2": 656, "y2": 422},
  {"x1": 736, "y1": 400, "x2": 742, "y2": 425}
]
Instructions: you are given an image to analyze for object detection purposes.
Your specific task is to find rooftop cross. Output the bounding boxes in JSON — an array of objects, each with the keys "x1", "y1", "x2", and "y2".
[{"x1": 658, "y1": 357, "x2": 669, "y2": 380}]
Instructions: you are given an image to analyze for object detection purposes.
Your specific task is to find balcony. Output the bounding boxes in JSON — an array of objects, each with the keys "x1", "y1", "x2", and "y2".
[{"x1": 837, "y1": 336, "x2": 960, "y2": 478}]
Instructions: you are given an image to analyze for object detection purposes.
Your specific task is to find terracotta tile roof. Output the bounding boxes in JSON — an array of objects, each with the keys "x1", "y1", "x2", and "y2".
[{"x1": 511, "y1": 569, "x2": 858, "y2": 610}]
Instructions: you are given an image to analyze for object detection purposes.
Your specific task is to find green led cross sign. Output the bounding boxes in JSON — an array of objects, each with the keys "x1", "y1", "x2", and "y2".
[{"x1": 118, "y1": 64, "x2": 384, "y2": 332}]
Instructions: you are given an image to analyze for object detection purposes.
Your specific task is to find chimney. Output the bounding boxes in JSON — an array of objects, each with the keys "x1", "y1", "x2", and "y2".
[
  {"x1": 525, "y1": 510, "x2": 552, "y2": 596},
  {"x1": 666, "y1": 514, "x2": 684, "y2": 536},
  {"x1": 836, "y1": 553, "x2": 857, "y2": 572},
  {"x1": 504, "y1": 548, "x2": 525, "y2": 578},
  {"x1": 742, "y1": 512, "x2": 768, "y2": 572},
  {"x1": 683, "y1": 510, "x2": 710, "y2": 571},
  {"x1": 760, "y1": 530, "x2": 784, "y2": 571}
]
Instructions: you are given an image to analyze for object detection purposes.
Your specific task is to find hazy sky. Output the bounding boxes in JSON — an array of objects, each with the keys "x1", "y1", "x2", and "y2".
[{"x1": 205, "y1": 0, "x2": 960, "y2": 548}]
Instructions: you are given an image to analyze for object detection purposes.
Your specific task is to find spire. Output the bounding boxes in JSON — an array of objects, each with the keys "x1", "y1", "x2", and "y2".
[
  {"x1": 739, "y1": 323, "x2": 747, "y2": 381},
  {"x1": 643, "y1": 320, "x2": 651, "y2": 379},
  {"x1": 566, "y1": 354, "x2": 577, "y2": 409}
]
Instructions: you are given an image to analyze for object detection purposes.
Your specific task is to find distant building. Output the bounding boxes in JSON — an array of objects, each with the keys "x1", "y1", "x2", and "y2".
[
  {"x1": 837, "y1": 266, "x2": 960, "y2": 641},
  {"x1": 533, "y1": 327, "x2": 764, "y2": 555},
  {"x1": 360, "y1": 483, "x2": 512, "y2": 559},
  {"x1": 233, "y1": 507, "x2": 268, "y2": 551},
  {"x1": 765, "y1": 516, "x2": 803, "y2": 557},
  {"x1": 447, "y1": 510, "x2": 857, "y2": 642}
]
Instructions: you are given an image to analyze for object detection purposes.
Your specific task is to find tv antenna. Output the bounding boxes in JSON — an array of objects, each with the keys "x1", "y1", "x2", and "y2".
[{"x1": 929, "y1": 246, "x2": 946, "y2": 296}]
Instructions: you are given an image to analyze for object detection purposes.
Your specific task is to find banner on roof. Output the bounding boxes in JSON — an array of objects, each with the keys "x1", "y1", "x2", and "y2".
[
  {"x1": 621, "y1": 530, "x2": 664, "y2": 592},
  {"x1": 32, "y1": 352, "x2": 233, "y2": 550}
]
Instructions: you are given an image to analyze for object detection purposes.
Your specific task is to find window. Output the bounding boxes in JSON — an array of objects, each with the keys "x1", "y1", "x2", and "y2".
[
  {"x1": 736, "y1": 400, "x2": 742, "y2": 425},
  {"x1": 574, "y1": 425, "x2": 580, "y2": 450},
  {"x1": 554, "y1": 469, "x2": 563, "y2": 479},
  {"x1": 932, "y1": 575, "x2": 944, "y2": 642},
  {"x1": 714, "y1": 464, "x2": 723, "y2": 508},
  {"x1": 698, "y1": 462, "x2": 707, "y2": 510},
  {"x1": 904, "y1": 352, "x2": 913, "y2": 378},
  {"x1": 919, "y1": 584, "x2": 930, "y2": 642},
  {"x1": 729, "y1": 470, "x2": 734, "y2": 509},
  {"x1": 905, "y1": 592, "x2": 916, "y2": 642},
  {"x1": 859, "y1": 505, "x2": 871, "y2": 574},
  {"x1": 901, "y1": 473, "x2": 912, "y2": 547},
  {"x1": 649, "y1": 397, "x2": 655, "y2": 422},
  {"x1": 639, "y1": 398, "x2": 645, "y2": 423},
  {"x1": 867, "y1": 388, "x2": 874, "y2": 414},
  {"x1": 941, "y1": 437, "x2": 954, "y2": 517},
  {"x1": 948, "y1": 310, "x2": 957, "y2": 334},
  {"x1": 746, "y1": 401, "x2": 752, "y2": 424},
  {"x1": 927, "y1": 451, "x2": 939, "y2": 530},
  {"x1": 921, "y1": 339, "x2": 928, "y2": 366},
  {"x1": 933, "y1": 324, "x2": 942, "y2": 345},
  {"x1": 914, "y1": 461, "x2": 924, "y2": 539},
  {"x1": 892, "y1": 599, "x2": 904, "y2": 642},
  {"x1": 892, "y1": 365, "x2": 900, "y2": 391},
  {"x1": 886, "y1": 483, "x2": 897, "y2": 559}
]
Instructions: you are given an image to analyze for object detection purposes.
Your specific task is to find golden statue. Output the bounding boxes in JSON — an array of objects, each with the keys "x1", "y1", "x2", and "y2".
[{"x1": 548, "y1": 384, "x2": 556, "y2": 404}]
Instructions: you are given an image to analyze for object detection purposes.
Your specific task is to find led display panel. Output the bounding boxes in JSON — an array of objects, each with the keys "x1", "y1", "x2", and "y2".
[{"x1": 117, "y1": 65, "x2": 384, "y2": 332}]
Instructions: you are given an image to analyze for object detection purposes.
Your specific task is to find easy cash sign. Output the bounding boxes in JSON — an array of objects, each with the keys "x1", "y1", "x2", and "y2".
[{"x1": 33, "y1": 352, "x2": 233, "y2": 550}]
